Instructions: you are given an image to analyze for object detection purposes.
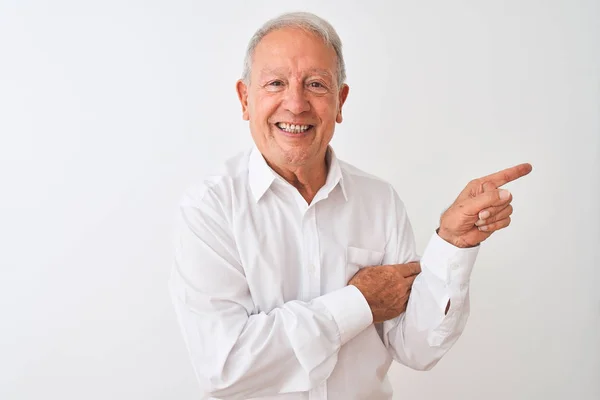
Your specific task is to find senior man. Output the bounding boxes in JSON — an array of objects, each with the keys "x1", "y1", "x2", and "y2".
[{"x1": 169, "y1": 11, "x2": 532, "y2": 400}]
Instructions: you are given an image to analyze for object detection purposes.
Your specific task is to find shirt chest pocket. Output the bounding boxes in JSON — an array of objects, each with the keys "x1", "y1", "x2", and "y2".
[{"x1": 345, "y1": 246, "x2": 385, "y2": 283}]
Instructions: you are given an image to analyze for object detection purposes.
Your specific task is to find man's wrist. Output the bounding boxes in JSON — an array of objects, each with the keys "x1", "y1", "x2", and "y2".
[{"x1": 436, "y1": 227, "x2": 478, "y2": 249}]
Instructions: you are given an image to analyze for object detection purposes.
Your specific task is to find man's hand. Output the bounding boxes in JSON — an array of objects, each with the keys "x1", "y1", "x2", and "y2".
[
  {"x1": 438, "y1": 163, "x2": 533, "y2": 248},
  {"x1": 348, "y1": 262, "x2": 421, "y2": 323}
]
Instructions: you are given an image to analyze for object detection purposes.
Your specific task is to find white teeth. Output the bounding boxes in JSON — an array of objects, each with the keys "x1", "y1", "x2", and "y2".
[{"x1": 277, "y1": 123, "x2": 311, "y2": 133}]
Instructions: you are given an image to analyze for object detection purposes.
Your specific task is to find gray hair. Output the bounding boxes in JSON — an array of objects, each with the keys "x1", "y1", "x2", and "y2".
[{"x1": 241, "y1": 12, "x2": 346, "y2": 87}]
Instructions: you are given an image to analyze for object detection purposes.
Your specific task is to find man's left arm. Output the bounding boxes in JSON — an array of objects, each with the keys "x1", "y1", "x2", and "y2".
[
  {"x1": 381, "y1": 163, "x2": 532, "y2": 370},
  {"x1": 379, "y1": 187, "x2": 478, "y2": 371}
]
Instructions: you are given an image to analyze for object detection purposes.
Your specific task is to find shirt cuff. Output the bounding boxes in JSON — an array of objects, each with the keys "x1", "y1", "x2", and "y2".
[
  {"x1": 317, "y1": 285, "x2": 373, "y2": 346},
  {"x1": 421, "y1": 232, "x2": 480, "y2": 285}
]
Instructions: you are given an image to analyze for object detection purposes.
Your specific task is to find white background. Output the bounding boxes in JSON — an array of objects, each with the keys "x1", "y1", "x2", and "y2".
[{"x1": 1, "y1": 1, "x2": 598, "y2": 399}]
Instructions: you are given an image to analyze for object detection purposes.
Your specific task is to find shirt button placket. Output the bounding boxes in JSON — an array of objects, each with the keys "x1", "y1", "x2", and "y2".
[
  {"x1": 306, "y1": 204, "x2": 326, "y2": 400},
  {"x1": 307, "y1": 206, "x2": 320, "y2": 299}
]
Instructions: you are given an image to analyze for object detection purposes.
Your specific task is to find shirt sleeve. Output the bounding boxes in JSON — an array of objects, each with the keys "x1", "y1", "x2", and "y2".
[
  {"x1": 168, "y1": 185, "x2": 373, "y2": 399},
  {"x1": 380, "y1": 185, "x2": 480, "y2": 371}
]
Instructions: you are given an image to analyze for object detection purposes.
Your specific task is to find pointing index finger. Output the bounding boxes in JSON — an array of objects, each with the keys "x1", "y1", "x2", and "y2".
[{"x1": 480, "y1": 163, "x2": 533, "y2": 188}]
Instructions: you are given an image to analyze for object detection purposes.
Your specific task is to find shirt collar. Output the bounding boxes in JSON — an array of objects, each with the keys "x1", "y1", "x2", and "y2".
[
  {"x1": 322, "y1": 146, "x2": 348, "y2": 202},
  {"x1": 248, "y1": 145, "x2": 348, "y2": 203},
  {"x1": 248, "y1": 145, "x2": 277, "y2": 203}
]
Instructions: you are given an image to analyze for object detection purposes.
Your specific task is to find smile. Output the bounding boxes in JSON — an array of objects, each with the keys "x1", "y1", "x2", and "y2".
[{"x1": 275, "y1": 122, "x2": 314, "y2": 134}]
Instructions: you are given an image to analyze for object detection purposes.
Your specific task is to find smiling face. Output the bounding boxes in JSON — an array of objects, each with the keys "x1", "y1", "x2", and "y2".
[{"x1": 236, "y1": 27, "x2": 349, "y2": 170}]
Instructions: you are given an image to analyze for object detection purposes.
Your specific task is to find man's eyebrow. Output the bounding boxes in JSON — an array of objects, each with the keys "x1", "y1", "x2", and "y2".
[
  {"x1": 258, "y1": 67, "x2": 334, "y2": 80},
  {"x1": 307, "y1": 69, "x2": 334, "y2": 80},
  {"x1": 259, "y1": 67, "x2": 287, "y2": 77}
]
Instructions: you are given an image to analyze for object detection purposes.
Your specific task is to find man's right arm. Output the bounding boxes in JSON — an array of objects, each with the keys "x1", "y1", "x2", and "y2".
[{"x1": 168, "y1": 187, "x2": 373, "y2": 400}]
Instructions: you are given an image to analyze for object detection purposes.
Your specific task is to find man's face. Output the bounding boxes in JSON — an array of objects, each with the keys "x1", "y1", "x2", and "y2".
[{"x1": 236, "y1": 27, "x2": 349, "y2": 168}]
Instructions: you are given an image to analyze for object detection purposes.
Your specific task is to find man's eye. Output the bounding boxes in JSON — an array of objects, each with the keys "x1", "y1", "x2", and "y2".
[
  {"x1": 269, "y1": 81, "x2": 283, "y2": 86},
  {"x1": 309, "y1": 82, "x2": 323, "y2": 88}
]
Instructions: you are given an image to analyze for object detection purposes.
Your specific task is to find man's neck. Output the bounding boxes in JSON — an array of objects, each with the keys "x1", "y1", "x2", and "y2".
[{"x1": 267, "y1": 155, "x2": 329, "y2": 205}]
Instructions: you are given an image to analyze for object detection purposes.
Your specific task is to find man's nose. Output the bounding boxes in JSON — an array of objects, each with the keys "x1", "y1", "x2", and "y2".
[{"x1": 282, "y1": 83, "x2": 310, "y2": 114}]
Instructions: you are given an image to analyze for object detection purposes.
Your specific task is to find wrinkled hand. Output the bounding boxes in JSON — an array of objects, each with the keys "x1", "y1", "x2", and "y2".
[
  {"x1": 348, "y1": 262, "x2": 421, "y2": 323},
  {"x1": 438, "y1": 163, "x2": 532, "y2": 248}
]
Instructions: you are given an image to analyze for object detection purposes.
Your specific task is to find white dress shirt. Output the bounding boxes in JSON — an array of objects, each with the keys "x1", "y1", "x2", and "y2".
[{"x1": 168, "y1": 145, "x2": 479, "y2": 400}]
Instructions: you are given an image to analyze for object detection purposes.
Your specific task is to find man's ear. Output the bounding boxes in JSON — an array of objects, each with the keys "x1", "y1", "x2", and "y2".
[
  {"x1": 236, "y1": 80, "x2": 250, "y2": 121},
  {"x1": 336, "y1": 84, "x2": 350, "y2": 123}
]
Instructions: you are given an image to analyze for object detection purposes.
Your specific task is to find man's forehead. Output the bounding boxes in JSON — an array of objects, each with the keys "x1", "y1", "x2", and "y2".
[{"x1": 251, "y1": 27, "x2": 338, "y2": 80}]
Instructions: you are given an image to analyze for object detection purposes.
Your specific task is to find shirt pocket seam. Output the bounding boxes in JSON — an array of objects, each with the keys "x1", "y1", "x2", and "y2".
[{"x1": 346, "y1": 246, "x2": 385, "y2": 282}]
